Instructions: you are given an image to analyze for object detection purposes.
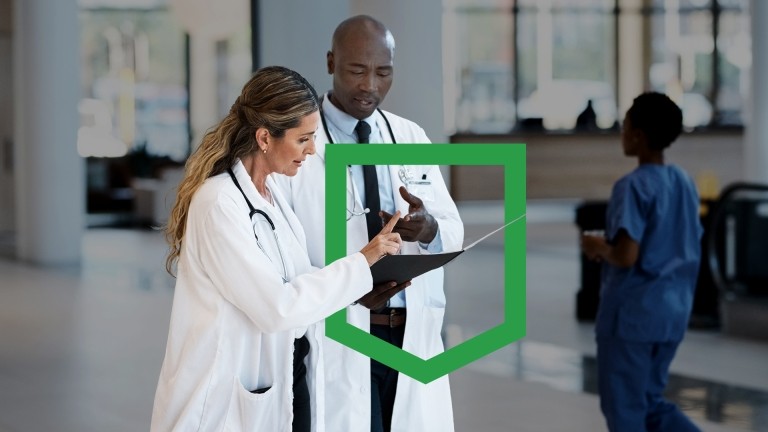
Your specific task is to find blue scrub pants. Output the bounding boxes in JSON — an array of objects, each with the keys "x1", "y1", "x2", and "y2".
[{"x1": 596, "y1": 336, "x2": 702, "y2": 432}]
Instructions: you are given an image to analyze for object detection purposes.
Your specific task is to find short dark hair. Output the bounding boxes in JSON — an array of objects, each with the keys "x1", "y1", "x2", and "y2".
[{"x1": 627, "y1": 92, "x2": 683, "y2": 150}]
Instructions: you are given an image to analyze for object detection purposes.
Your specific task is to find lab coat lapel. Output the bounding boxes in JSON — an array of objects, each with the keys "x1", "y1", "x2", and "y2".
[
  {"x1": 269, "y1": 176, "x2": 307, "y2": 252},
  {"x1": 314, "y1": 126, "x2": 330, "y2": 163},
  {"x1": 346, "y1": 168, "x2": 368, "y2": 250},
  {"x1": 231, "y1": 160, "x2": 262, "y2": 209},
  {"x1": 390, "y1": 165, "x2": 410, "y2": 216},
  {"x1": 373, "y1": 110, "x2": 395, "y2": 144}
]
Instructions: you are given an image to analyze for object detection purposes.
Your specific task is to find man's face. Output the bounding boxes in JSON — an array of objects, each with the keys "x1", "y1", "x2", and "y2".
[{"x1": 327, "y1": 31, "x2": 394, "y2": 120}]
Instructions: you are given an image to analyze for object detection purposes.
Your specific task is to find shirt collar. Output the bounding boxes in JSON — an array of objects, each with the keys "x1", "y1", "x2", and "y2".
[{"x1": 321, "y1": 92, "x2": 377, "y2": 140}]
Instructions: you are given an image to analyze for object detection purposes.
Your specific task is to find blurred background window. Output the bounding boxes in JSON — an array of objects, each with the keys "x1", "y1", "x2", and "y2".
[
  {"x1": 446, "y1": 0, "x2": 516, "y2": 134},
  {"x1": 647, "y1": 0, "x2": 715, "y2": 130},
  {"x1": 715, "y1": 0, "x2": 750, "y2": 126},
  {"x1": 517, "y1": 0, "x2": 617, "y2": 131},
  {"x1": 79, "y1": 0, "x2": 190, "y2": 162},
  {"x1": 445, "y1": 0, "x2": 750, "y2": 134},
  {"x1": 79, "y1": 0, "x2": 251, "y2": 223}
]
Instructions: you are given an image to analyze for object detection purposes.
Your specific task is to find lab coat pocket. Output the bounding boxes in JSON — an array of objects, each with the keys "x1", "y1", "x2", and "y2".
[
  {"x1": 408, "y1": 183, "x2": 435, "y2": 203},
  {"x1": 418, "y1": 306, "x2": 448, "y2": 358},
  {"x1": 223, "y1": 376, "x2": 280, "y2": 432},
  {"x1": 425, "y1": 285, "x2": 446, "y2": 308},
  {"x1": 422, "y1": 269, "x2": 446, "y2": 308}
]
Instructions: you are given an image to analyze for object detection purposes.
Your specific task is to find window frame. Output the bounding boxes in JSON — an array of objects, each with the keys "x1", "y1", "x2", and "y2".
[{"x1": 448, "y1": 0, "x2": 748, "y2": 134}]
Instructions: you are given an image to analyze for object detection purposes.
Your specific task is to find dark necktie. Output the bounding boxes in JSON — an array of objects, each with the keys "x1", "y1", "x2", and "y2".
[{"x1": 355, "y1": 121, "x2": 380, "y2": 241}]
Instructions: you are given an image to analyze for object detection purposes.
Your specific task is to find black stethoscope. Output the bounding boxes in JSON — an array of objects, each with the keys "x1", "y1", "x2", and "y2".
[
  {"x1": 227, "y1": 168, "x2": 288, "y2": 283},
  {"x1": 319, "y1": 107, "x2": 397, "y2": 221}
]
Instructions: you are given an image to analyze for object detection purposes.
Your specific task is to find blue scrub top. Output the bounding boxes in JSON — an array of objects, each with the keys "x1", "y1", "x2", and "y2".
[{"x1": 596, "y1": 164, "x2": 703, "y2": 342}]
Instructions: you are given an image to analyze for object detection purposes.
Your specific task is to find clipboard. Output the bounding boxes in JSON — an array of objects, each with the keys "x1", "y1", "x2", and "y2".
[{"x1": 370, "y1": 213, "x2": 526, "y2": 285}]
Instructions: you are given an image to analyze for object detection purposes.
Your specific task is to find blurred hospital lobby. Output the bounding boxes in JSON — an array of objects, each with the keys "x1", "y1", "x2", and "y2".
[{"x1": 2, "y1": 0, "x2": 768, "y2": 431}]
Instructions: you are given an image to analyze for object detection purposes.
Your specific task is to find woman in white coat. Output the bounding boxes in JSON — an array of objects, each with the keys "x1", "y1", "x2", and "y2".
[{"x1": 151, "y1": 66, "x2": 403, "y2": 432}]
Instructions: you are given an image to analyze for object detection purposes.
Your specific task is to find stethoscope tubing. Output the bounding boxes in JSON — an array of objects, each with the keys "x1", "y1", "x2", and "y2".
[{"x1": 228, "y1": 168, "x2": 288, "y2": 282}]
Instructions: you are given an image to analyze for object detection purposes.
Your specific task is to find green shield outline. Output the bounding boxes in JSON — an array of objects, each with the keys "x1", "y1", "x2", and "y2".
[{"x1": 325, "y1": 144, "x2": 526, "y2": 384}]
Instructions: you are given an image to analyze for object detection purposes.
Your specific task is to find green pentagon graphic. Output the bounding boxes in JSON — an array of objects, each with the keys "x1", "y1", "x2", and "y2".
[{"x1": 325, "y1": 144, "x2": 526, "y2": 384}]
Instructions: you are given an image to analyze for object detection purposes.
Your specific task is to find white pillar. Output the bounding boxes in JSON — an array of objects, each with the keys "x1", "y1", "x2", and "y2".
[
  {"x1": 536, "y1": 0, "x2": 554, "y2": 93},
  {"x1": 189, "y1": 36, "x2": 219, "y2": 149},
  {"x1": 259, "y1": 0, "x2": 350, "y2": 95},
  {"x1": 617, "y1": 0, "x2": 646, "y2": 116},
  {"x1": 169, "y1": 0, "x2": 250, "y2": 150},
  {"x1": 745, "y1": 0, "x2": 768, "y2": 183},
  {"x1": 0, "y1": 0, "x2": 14, "y2": 233},
  {"x1": 13, "y1": 0, "x2": 83, "y2": 265},
  {"x1": 352, "y1": 0, "x2": 445, "y2": 143}
]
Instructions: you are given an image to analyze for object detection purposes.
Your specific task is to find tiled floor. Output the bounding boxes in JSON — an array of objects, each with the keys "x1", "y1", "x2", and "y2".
[{"x1": 0, "y1": 201, "x2": 766, "y2": 431}]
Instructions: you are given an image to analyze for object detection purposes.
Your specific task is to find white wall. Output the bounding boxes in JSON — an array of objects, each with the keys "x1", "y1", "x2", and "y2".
[
  {"x1": 258, "y1": 0, "x2": 350, "y2": 95},
  {"x1": 352, "y1": 0, "x2": 446, "y2": 143}
]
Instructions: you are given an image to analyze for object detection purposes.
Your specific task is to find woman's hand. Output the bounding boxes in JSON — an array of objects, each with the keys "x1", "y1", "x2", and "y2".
[{"x1": 360, "y1": 210, "x2": 402, "y2": 266}]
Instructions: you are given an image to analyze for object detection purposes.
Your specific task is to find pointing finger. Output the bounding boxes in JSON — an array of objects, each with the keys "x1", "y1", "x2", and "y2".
[
  {"x1": 380, "y1": 210, "x2": 395, "y2": 222},
  {"x1": 398, "y1": 186, "x2": 422, "y2": 207},
  {"x1": 379, "y1": 210, "x2": 401, "y2": 235}
]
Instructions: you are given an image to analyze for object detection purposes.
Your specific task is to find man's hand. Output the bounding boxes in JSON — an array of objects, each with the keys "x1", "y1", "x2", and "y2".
[
  {"x1": 380, "y1": 186, "x2": 438, "y2": 244},
  {"x1": 356, "y1": 280, "x2": 412, "y2": 310}
]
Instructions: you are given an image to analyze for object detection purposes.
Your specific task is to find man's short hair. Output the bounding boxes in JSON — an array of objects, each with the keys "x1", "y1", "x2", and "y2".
[
  {"x1": 331, "y1": 15, "x2": 395, "y2": 52},
  {"x1": 627, "y1": 92, "x2": 683, "y2": 150}
]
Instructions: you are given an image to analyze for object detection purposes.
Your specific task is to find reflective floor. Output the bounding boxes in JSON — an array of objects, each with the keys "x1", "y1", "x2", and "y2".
[
  {"x1": 446, "y1": 201, "x2": 768, "y2": 432},
  {"x1": 450, "y1": 339, "x2": 768, "y2": 431},
  {"x1": 0, "y1": 200, "x2": 766, "y2": 431}
]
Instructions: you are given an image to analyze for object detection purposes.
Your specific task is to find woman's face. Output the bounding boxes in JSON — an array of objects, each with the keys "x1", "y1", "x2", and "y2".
[{"x1": 265, "y1": 111, "x2": 319, "y2": 177}]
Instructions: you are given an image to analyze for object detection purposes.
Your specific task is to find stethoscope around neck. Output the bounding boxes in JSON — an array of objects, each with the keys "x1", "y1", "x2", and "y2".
[
  {"x1": 319, "y1": 108, "x2": 398, "y2": 221},
  {"x1": 227, "y1": 168, "x2": 288, "y2": 283}
]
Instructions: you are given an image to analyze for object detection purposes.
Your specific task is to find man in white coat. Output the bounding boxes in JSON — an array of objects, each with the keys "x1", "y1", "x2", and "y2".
[{"x1": 275, "y1": 15, "x2": 463, "y2": 432}]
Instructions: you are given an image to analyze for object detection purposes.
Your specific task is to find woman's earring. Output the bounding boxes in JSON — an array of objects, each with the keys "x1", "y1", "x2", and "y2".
[{"x1": 262, "y1": 146, "x2": 267, "y2": 154}]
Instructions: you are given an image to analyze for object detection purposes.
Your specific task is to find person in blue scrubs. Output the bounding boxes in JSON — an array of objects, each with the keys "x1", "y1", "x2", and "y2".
[{"x1": 581, "y1": 92, "x2": 703, "y2": 432}]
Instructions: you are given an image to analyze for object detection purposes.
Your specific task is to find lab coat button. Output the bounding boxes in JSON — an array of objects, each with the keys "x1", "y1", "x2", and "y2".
[{"x1": 360, "y1": 386, "x2": 366, "y2": 394}]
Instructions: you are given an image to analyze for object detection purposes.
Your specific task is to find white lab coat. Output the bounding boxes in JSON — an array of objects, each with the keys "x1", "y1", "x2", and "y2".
[
  {"x1": 151, "y1": 161, "x2": 372, "y2": 432},
  {"x1": 275, "y1": 108, "x2": 464, "y2": 432}
]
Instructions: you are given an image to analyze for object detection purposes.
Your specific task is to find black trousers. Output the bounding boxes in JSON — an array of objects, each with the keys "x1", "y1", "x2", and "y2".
[
  {"x1": 293, "y1": 335, "x2": 311, "y2": 432},
  {"x1": 369, "y1": 313, "x2": 406, "y2": 432}
]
